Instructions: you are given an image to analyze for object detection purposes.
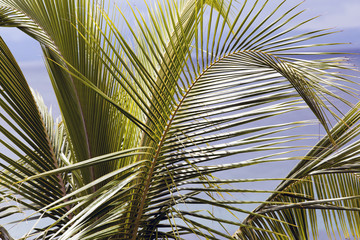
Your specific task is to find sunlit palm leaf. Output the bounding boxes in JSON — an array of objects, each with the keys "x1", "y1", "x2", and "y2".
[
  {"x1": 0, "y1": 0, "x2": 359, "y2": 239},
  {"x1": 237, "y1": 103, "x2": 360, "y2": 239},
  {"x1": 0, "y1": 38, "x2": 77, "y2": 240}
]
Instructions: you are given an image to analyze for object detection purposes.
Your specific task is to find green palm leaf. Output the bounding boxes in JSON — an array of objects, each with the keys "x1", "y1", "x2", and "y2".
[
  {"x1": 237, "y1": 103, "x2": 360, "y2": 239},
  {"x1": 0, "y1": 0, "x2": 359, "y2": 239}
]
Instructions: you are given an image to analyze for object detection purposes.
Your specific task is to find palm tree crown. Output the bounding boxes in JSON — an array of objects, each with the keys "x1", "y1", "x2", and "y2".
[{"x1": 0, "y1": 0, "x2": 359, "y2": 239}]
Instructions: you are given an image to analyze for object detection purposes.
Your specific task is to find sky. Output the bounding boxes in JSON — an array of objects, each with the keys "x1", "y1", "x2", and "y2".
[{"x1": 0, "y1": 0, "x2": 359, "y2": 239}]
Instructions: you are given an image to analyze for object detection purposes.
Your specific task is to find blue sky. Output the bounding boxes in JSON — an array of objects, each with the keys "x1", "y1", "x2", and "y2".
[
  {"x1": 300, "y1": 0, "x2": 360, "y2": 30},
  {"x1": 0, "y1": 0, "x2": 359, "y2": 238}
]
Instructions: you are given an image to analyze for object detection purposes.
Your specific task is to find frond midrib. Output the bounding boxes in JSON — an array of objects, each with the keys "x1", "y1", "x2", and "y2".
[{"x1": 131, "y1": 49, "x2": 265, "y2": 239}]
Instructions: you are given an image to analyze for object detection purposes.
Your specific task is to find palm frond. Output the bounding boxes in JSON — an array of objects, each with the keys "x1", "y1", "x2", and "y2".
[
  {"x1": 237, "y1": 103, "x2": 360, "y2": 239},
  {"x1": 0, "y1": 0, "x2": 359, "y2": 239},
  {"x1": 0, "y1": 36, "x2": 70, "y2": 224}
]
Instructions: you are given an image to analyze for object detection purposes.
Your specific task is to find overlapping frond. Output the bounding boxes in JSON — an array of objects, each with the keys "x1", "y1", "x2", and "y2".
[
  {"x1": 0, "y1": 0, "x2": 145, "y2": 182},
  {"x1": 92, "y1": 1, "x2": 356, "y2": 238},
  {"x1": 0, "y1": 0, "x2": 359, "y2": 239},
  {"x1": 0, "y1": 36, "x2": 70, "y2": 226},
  {"x1": 0, "y1": 34, "x2": 152, "y2": 238},
  {"x1": 236, "y1": 103, "x2": 360, "y2": 239}
]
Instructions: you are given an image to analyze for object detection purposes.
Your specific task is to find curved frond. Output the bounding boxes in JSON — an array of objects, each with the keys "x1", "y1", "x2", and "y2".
[
  {"x1": 237, "y1": 103, "x2": 360, "y2": 239},
  {"x1": 0, "y1": 36, "x2": 71, "y2": 226},
  {"x1": 0, "y1": 0, "x2": 359, "y2": 239}
]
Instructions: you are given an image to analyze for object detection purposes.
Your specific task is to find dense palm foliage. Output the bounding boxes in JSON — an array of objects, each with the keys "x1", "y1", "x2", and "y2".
[{"x1": 0, "y1": 0, "x2": 360, "y2": 239}]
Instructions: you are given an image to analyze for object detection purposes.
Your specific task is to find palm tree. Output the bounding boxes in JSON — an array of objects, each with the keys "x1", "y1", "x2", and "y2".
[{"x1": 0, "y1": 0, "x2": 359, "y2": 239}]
